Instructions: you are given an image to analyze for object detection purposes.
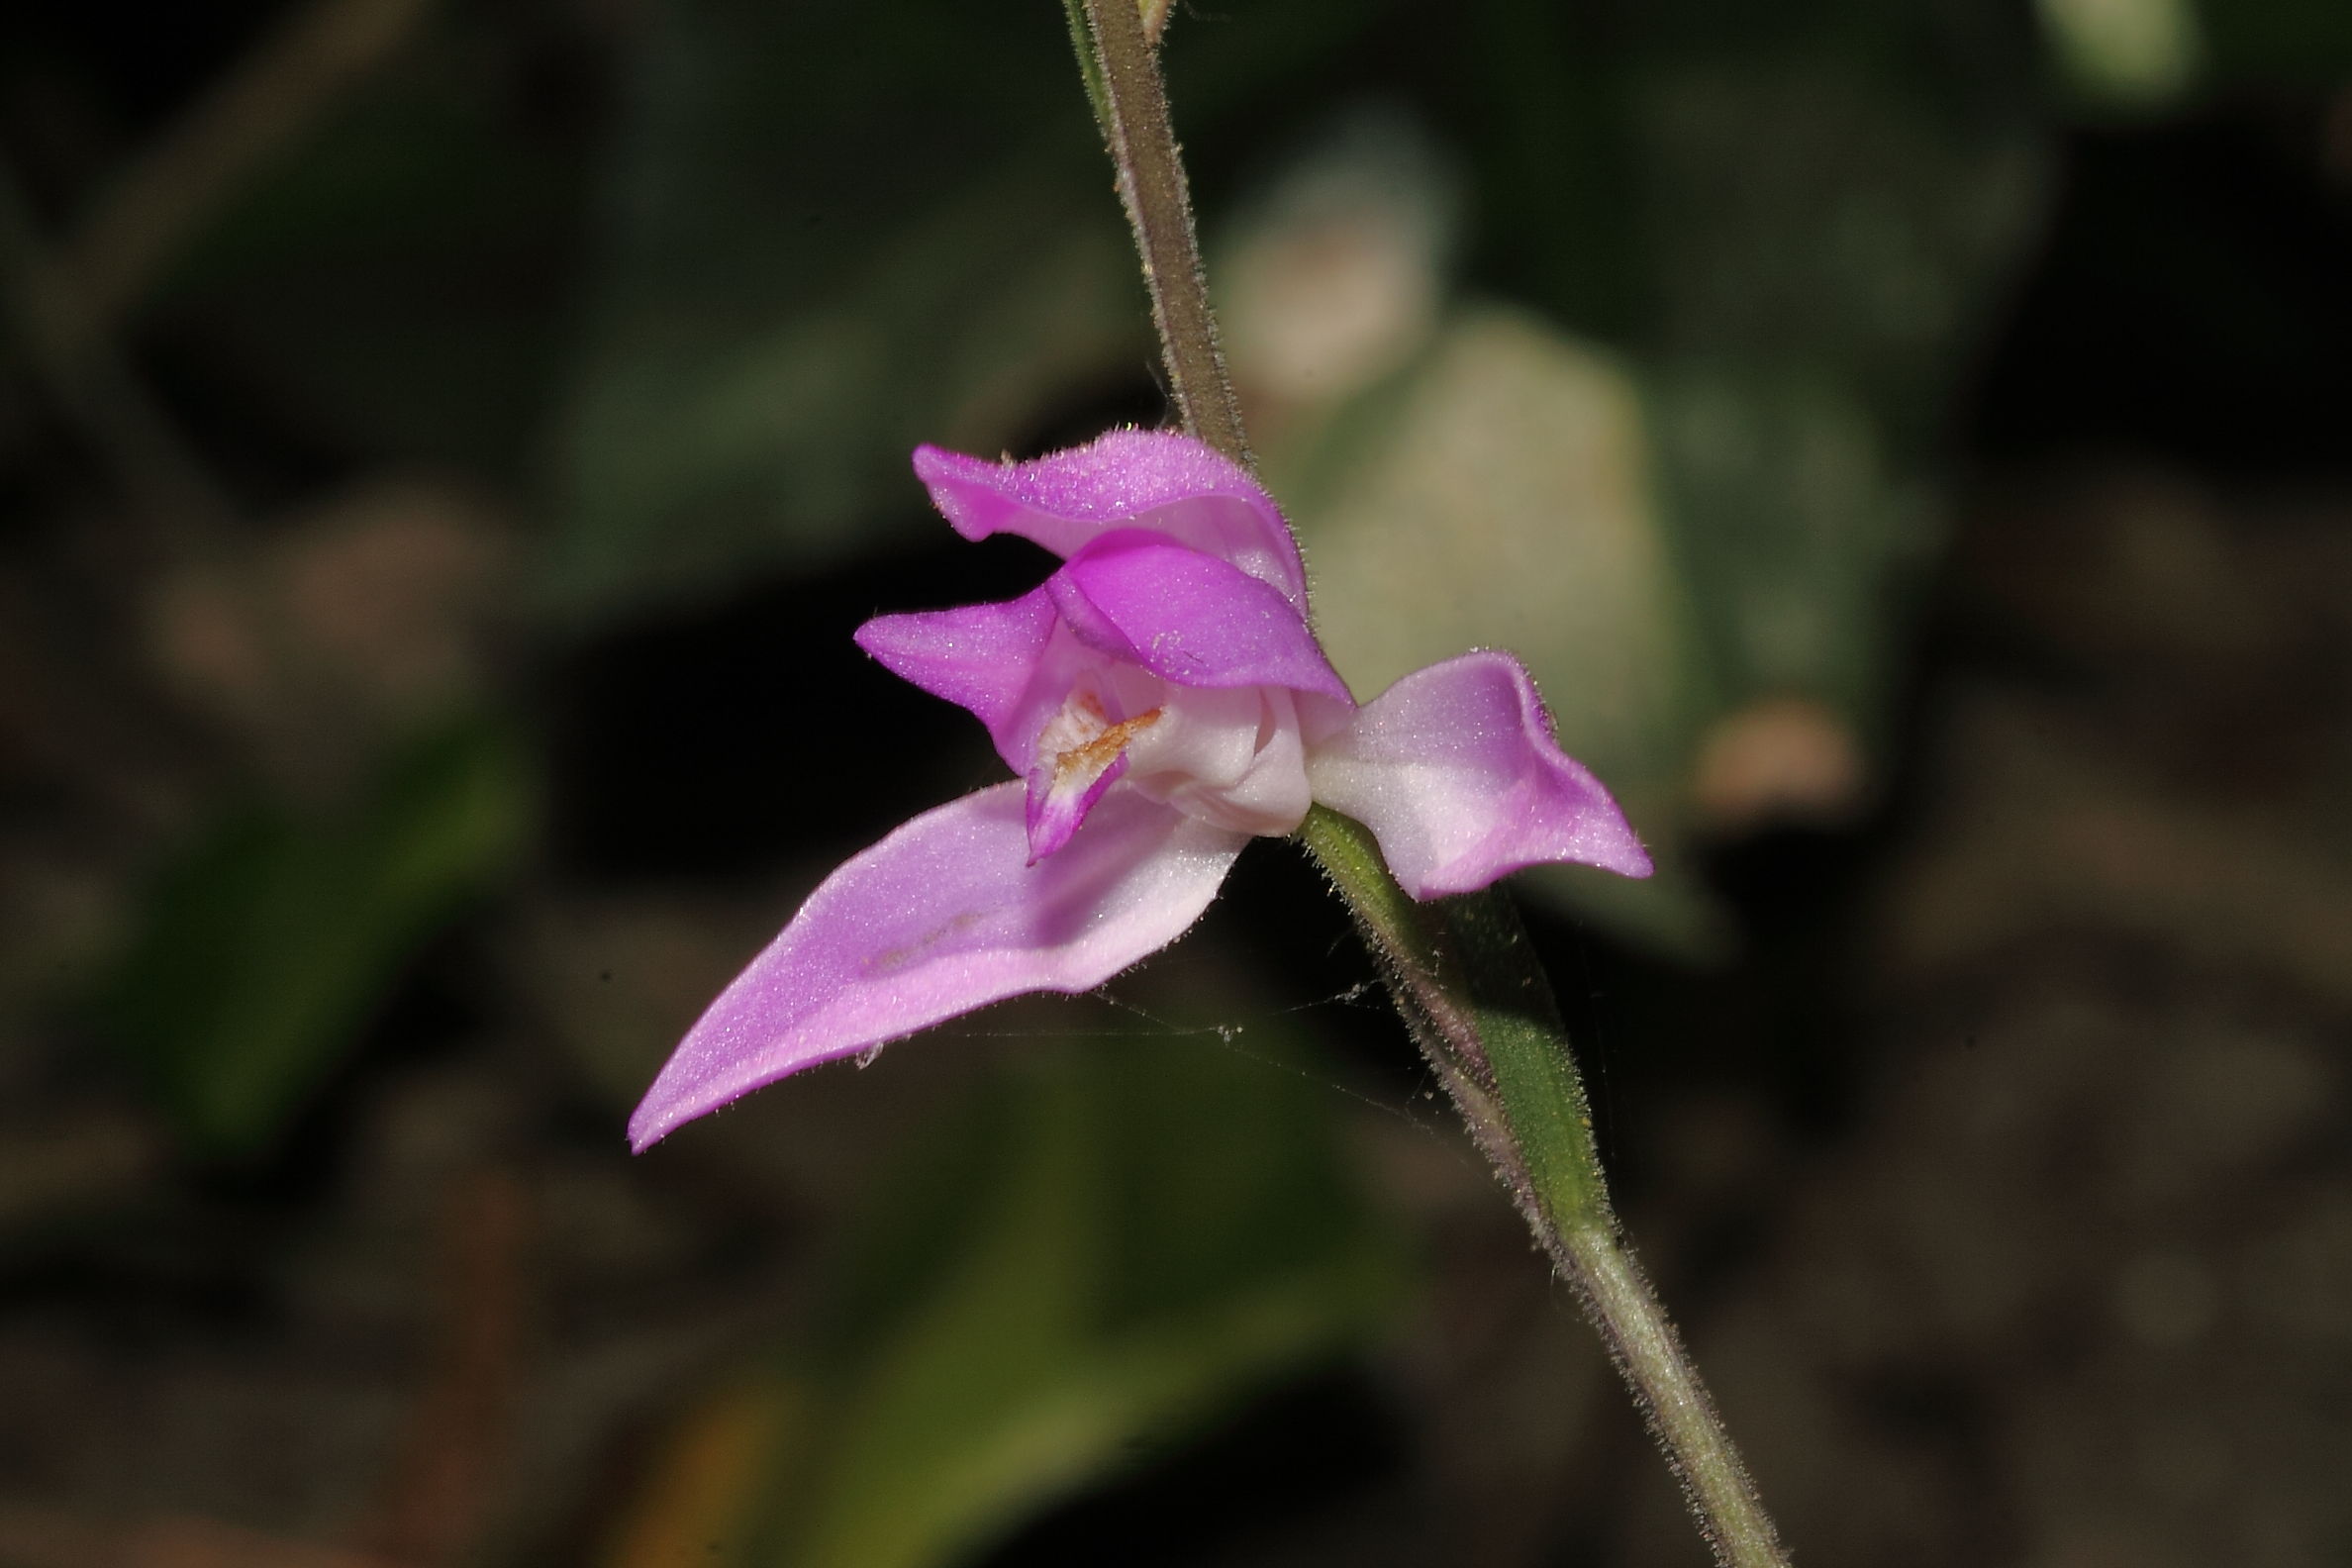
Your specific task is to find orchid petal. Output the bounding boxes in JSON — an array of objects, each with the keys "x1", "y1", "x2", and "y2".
[
  {"x1": 855, "y1": 589, "x2": 1059, "y2": 770},
  {"x1": 1305, "y1": 650, "x2": 1652, "y2": 897},
  {"x1": 628, "y1": 782, "x2": 1244, "y2": 1150},
  {"x1": 1046, "y1": 531, "x2": 1353, "y2": 703},
  {"x1": 1025, "y1": 749, "x2": 1129, "y2": 861},
  {"x1": 1021, "y1": 688, "x2": 1173, "y2": 859},
  {"x1": 913, "y1": 431, "x2": 1310, "y2": 610}
]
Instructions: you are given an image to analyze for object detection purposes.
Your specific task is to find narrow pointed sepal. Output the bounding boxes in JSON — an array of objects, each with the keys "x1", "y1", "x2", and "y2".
[{"x1": 628, "y1": 782, "x2": 1245, "y2": 1149}]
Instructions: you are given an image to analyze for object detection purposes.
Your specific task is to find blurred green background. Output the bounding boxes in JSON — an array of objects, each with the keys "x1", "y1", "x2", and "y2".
[{"x1": 3, "y1": 0, "x2": 2351, "y2": 1563}]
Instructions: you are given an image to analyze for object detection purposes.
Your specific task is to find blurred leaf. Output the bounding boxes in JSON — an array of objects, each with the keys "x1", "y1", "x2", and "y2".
[
  {"x1": 552, "y1": 166, "x2": 1138, "y2": 621},
  {"x1": 1460, "y1": 0, "x2": 1648, "y2": 341},
  {"x1": 607, "y1": 1037, "x2": 1401, "y2": 1568},
  {"x1": 2187, "y1": 0, "x2": 2352, "y2": 89},
  {"x1": 545, "y1": 0, "x2": 1399, "y2": 628},
  {"x1": 1647, "y1": 364, "x2": 1929, "y2": 718},
  {"x1": 1624, "y1": 49, "x2": 2044, "y2": 813},
  {"x1": 1157, "y1": 0, "x2": 1399, "y2": 122},
  {"x1": 152, "y1": 14, "x2": 589, "y2": 472},
  {"x1": 99, "y1": 718, "x2": 533, "y2": 1158},
  {"x1": 1269, "y1": 306, "x2": 1730, "y2": 956},
  {"x1": 544, "y1": 0, "x2": 1139, "y2": 624},
  {"x1": 602, "y1": 1375, "x2": 804, "y2": 1568},
  {"x1": 1632, "y1": 53, "x2": 2049, "y2": 444},
  {"x1": 1236, "y1": 21, "x2": 2049, "y2": 952},
  {"x1": 2036, "y1": 0, "x2": 2205, "y2": 107}
]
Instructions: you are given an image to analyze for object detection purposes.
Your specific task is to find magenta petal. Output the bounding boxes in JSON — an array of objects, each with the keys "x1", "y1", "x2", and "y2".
[
  {"x1": 1025, "y1": 749, "x2": 1128, "y2": 861},
  {"x1": 912, "y1": 431, "x2": 1311, "y2": 610},
  {"x1": 855, "y1": 589, "x2": 1059, "y2": 770},
  {"x1": 1306, "y1": 650, "x2": 1653, "y2": 898},
  {"x1": 1046, "y1": 531, "x2": 1352, "y2": 703},
  {"x1": 627, "y1": 782, "x2": 1246, "y2": 1149}
]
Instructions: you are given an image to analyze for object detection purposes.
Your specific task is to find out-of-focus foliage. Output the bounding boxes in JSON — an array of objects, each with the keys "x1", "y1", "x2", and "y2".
[
  {"x1": 148, "y1": 11, "x2": 586, "y2": 473},
  {"x1": 546, "y1": 0, "x2": 1402, "y2": 624},
  {"x1": 90, "y1": 472, "x2": 526, "y2": 1157},
  {"x1": 2038, "y1": 0, "x2": 2205, "y2": 106},
  {"x1": 2195, "y1": 0, "x2": 2352, "y2": 84},
  {"x1": 98, "y1": 718, "x2": 531, "y2": 1158},
  {"x1": 603, "y1": 1038, "x2": 1400, "y2": 1568},
  {"x1": 1224, "y1": 7, "x2": 2048, "y2": 948},
  {"x1": 2039, "y1": 0, "x2": 2352, "y2": 110},
  {"x1": 541, "y1": 4, "x2": 1254, "y2": 621}
]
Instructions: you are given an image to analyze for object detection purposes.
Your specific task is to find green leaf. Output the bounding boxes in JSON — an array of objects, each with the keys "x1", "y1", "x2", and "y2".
[
  {"x1": 543, "y1": 0, "x2": 1396, "y2": 628},
  {"x1": 551, "y1": 163, "x2": 1140, "y2": 621},
  {"x1": 1646, "y1": 363, "x2": 1930, "y2": 718},
  {"x1": 2188, "y1": 0, "x2": 2352, "y2": 87},
  {"x1": 2037, "y1": 0, "x2": 2205, "y2": 107},
  {"x1": 542, "y1": 0, "x2": 1141, "y2": 625},
  {"x1": 1234, "y1": 28, "x2": 2051, "y2": 949},
  {"x1": 613, "y1": 1035, "x2": 1403, "y2": 1568},
  {"x1": 97, "y1": 718, "x2": 533, "y2": 1158}
]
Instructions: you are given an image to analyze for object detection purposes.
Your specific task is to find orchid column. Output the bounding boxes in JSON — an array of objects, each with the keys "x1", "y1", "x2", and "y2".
[{"x1": 1068, "y1": 2, "x2": 1792, "y2": 1563}]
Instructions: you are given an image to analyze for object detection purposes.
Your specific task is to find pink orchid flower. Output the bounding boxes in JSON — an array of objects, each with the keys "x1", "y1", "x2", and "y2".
[{"x1": 629, "y1": 430, "x2": 1650, "y2": 1149}]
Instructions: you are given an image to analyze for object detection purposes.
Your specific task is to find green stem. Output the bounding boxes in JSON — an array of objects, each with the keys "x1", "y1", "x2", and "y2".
[
  {"x1": 1075, "y1": 0, "x2": 1249, "y2": 467},
  {"x1": 1071, "y1": 13, "x2": 1790, "y2": 1566},
  {"x1": 1302, "y1": 811, "x2": 1785, "y2": 1568}
]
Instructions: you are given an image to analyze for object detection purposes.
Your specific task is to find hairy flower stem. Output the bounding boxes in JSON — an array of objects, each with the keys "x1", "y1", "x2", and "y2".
[
  {"x1": 1074, "y1": 0, "x2": 1250, "y2": 468},
  {"x1": 1301, "y1": 810, "x2": 1788, "y2": 1568},
  {"x1": 1069, "y1": 9, "x2": 1790, "y2": 1565}
]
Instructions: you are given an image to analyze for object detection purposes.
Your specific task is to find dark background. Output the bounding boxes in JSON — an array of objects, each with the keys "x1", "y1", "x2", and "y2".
[{"x1": 3, "y1": 0, "x2": 2351, "y2": 1564}]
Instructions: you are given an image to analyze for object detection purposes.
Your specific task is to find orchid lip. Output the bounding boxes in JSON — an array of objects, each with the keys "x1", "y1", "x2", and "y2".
[{"x1": 1024, "y1": 691, "x2": 1164, "y2": 861}]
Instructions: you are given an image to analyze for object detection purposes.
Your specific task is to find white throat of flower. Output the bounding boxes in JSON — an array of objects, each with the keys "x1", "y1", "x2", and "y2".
[{"x1": 1028, "y1": 679, "x2": 1317, "y2": 859}]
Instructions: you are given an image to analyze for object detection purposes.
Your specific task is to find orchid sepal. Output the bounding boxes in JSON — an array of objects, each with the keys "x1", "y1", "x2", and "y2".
[{"x1": 627, "y1": 781, "x2": 1244, "y2": 1151}]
